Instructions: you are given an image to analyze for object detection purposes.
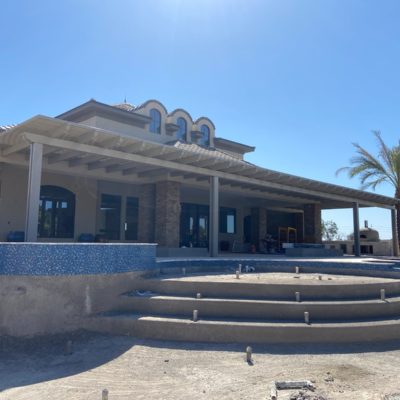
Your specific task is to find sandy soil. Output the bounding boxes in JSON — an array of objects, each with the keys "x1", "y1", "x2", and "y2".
[
  {"x1": 1, "y1": 331, "x2": 400, "y2": 400},
  {"x1": 167, "y1": 272, "x2": 398, "y2": 285}
]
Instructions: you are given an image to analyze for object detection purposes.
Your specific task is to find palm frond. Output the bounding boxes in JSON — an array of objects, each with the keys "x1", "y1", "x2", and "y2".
[
  {"x1": 338, "y1": 132, "x2": 400, "y2": 192},
  {"x1": 374, "y1": 130, "x2": 397, "y2": 179}
]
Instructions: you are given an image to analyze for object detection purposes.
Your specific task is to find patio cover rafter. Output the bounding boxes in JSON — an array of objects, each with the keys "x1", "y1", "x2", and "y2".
[{"x1": 17, "y1": 131, "x2": 395, "y2": 209}]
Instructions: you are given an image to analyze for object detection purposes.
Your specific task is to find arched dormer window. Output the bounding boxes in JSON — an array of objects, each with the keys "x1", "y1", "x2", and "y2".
[
  {"x1": 200, "y1": 124, "x2": 210, "y2": 146},
  {"x1": 38, "y1": 185, "x2": 75, "y2": 238},
  {"x1": 177, "y1": 117, "x2": 187, "y2": 141},
  {"x1": 149, "y1": 108, "x2": 161, "y2": 134}
]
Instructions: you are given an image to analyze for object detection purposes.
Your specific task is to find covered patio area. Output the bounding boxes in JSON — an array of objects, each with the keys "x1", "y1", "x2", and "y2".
[{"x1": 0, "y1": 115, "x2": 399, "y2": 257}]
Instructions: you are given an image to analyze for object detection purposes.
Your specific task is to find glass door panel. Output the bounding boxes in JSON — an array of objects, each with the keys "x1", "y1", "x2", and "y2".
[
  {"x1": 125, "y1": 196, "x2": 139, "y2": 240},
  {"x1": 100, "y1": 194, "x2": 121, "y2": 240},
  {"x1": 180, "y1": 203, "x2": 209, "y2": 248}
]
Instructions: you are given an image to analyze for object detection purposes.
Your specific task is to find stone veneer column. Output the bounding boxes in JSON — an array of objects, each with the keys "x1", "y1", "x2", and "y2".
[
  {"x1": 303, "y1": 204, "x2": 322, "y2": 243},
  {"x1": 138, "y1": 184, "x2": 155, "y2": 243},
  {"x1": 155, "y1": 181, "x2": 181, "y2": 247},
  {"x1": 251, "y1": 207, "x2": 267, "y2": 250}
]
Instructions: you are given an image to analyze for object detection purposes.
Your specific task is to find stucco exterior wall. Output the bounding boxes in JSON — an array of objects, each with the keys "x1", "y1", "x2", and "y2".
[
  {"x1": 326, "y1": 240, "x2": 393, "y2": 256},
  {"x1": 0, "y1": 165, "x2": 97, "y2": 241},
  {"x1": 0, "y1": 165, "x2": 27, "y2": 239},
  {"x1": 89, "y1": 116, "x2": 172, "y2": 144}
]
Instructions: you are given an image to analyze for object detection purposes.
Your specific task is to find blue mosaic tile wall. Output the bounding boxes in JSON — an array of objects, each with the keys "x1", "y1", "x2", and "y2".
[{"x1": 0, "y1": 243, "x2": 157, "y2": 275}]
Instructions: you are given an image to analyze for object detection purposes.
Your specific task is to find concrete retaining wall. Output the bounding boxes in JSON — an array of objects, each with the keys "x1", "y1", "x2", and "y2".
[{"x1": 0, "y1": 271, "x2": 148, "y2": 336}]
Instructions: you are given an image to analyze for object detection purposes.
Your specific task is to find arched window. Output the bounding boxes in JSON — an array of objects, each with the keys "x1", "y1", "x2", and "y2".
[
  {"x1": 200, "y1": 124, "x2": 210, "y2": 146},
  {"x1": 149, "y1": 108, "x2": 161, "y2": 134},
  {"x1": 177, "y1": 117, "x2": 187, "y2": 141},
  {"x1": 38, "y1": 185, "x2": 75, "y2": 238}
]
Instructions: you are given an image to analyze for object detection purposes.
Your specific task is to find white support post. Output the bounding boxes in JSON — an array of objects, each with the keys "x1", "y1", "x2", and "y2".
[
  {"x1": 353, "y1": 202, "x2": 360, "y2": 257},
  {"x1": 25, "y1": 143, "x2": 43, "y2": 242},
  {"x1": 120, "y1": 195, "x2": 127, "y2": 241},
  {"x1": 391, "y1": 208, "x2": 399, "y2": 257},
  {"x1": 209, "y1": 176, "x2": 219, "y2": 257}
]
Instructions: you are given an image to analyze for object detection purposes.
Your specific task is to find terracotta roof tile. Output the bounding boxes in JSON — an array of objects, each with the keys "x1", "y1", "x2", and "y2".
[{"x1": 0, "y1": 124, "x2": 17, "y2": 133}]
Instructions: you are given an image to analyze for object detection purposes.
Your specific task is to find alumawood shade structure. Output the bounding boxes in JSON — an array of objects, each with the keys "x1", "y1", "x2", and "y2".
[{"x1": 0, "y1": 115, "x2": 399, "y2": 256}]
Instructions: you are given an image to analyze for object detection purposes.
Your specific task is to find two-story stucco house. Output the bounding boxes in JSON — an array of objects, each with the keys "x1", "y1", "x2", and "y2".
[{"x1": 0, "y1": 99, "x2": 398, "y2": 256}]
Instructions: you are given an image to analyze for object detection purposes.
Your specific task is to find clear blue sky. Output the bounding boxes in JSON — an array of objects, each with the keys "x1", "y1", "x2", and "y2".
[{"x1": 1, "y1": 0, "x2": 400, "y2": 239}]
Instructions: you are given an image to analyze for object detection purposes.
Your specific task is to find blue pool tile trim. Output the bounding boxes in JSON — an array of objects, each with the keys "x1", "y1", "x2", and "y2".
[
  {"x1": 157, "y1": 257, "x2": 400, "y2": 273},
  {"x1": 0, "y1": 243, "x2": 157, "y2": 275}
]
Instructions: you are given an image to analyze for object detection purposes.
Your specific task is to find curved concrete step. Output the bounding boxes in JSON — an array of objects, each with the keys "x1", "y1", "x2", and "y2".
[
  {"x1": 88, "y1": 313, "x2": 400, "y2": 343},
  {"x1": 134, "y1": 277, "x2": 400, "y2": 301},
  {"x1": 113, "y1": 294, "x2": 400, "y2": 321}
]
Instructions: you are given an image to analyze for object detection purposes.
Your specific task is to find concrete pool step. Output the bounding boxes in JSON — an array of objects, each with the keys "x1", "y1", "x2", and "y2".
[
  {"x1": 88, "y1": 312, "x2": 400, "y2": 343},
  {"x1": 111, "y1": 294, "x2": 400, "y2": 321},
  {"x1": 132, "y1": 277, "x2": 400, "y2": 301}
]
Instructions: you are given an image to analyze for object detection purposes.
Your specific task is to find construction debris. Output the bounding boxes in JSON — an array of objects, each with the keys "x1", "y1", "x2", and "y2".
[
  {"x1": 270, "y1": 380, "x2": 316, "y2": 400},
  {"x1": 275, "y1": 380, "x2": 315, "y2": 390},
  {"x1": 289, "y1": 390, "x2": 328, "y2": 400}
]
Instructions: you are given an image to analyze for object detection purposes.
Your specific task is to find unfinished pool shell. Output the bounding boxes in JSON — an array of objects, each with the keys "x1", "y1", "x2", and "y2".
[{"x1": 88, "y1": 263, "x2": 400, "y2": 344}]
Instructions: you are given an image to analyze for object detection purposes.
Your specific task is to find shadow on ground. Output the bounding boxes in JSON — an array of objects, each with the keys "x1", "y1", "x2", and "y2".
[
  {"x1": 0, "y1": 330, "x2": 135, "y2": 392},
  {"x1": 1, "y1": 329, "x2": 400, "y2": 392}
]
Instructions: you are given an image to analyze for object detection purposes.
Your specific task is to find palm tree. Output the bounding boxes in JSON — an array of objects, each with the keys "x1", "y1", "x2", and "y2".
[{"x1": 336, "y1": 131, "x2": 400, "y2": 240}]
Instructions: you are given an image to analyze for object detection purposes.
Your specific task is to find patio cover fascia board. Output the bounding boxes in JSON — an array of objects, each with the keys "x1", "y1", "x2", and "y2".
[{"x1": 0, "y1": 115, "x2": 398, "y2": 210}]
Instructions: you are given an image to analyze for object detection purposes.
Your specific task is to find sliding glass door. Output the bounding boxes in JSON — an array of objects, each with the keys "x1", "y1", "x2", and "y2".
[
  {"x1": 180, "y1": 203, "x2": 209, "y2": 248},
  {"x1": 99, "y1": 194, "x2": 139, "y2": 241}
]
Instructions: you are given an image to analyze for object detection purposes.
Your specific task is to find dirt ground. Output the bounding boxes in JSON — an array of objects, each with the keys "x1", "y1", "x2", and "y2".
[{"x1": 1, "y1": 331, "x2": 400, "y2": 400}]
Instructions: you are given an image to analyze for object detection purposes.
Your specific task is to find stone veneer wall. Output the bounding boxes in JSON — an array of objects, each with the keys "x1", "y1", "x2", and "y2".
[
  {"x1": 155, "y1": 181, "x2": 181, "y2": 247},
  {"x1": 251, "y1": 207, "x2": 267, "y2": 250},
  {"x1": 138, "y1": 184, "x2": 155, "y2": 243},
  {"x1": 304, "y1": 204, "x2": 322, "y2": 243},
  {"x1": 295, "y1": 213, "x2": 304, "y2": 243}
]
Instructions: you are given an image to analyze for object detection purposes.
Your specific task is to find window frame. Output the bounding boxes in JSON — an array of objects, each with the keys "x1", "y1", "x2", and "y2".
[
  {"x1": 149, "y1": 108, "x2": 161, "y2": 134},
  {"x1": 200, "y1": 124, "x2": 210, "y2": 146},
  {"x1": 99, "y1": 193, "x2": 122, "y2": 240},
  {"x1": 219, "y1": 207, "x2": 236, "y2": 234},
  {"x1": 38, "y1": 185, "x2": 76, "y2": 239},
  {"x1": 176, "y1": 117, "x2": 187, "y2": 141}
]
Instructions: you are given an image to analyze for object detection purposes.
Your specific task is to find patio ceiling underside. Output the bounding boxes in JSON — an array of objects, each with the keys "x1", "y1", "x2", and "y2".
[{"x1": 0, "y1": 115, "x2": 398, "y2": 210}]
